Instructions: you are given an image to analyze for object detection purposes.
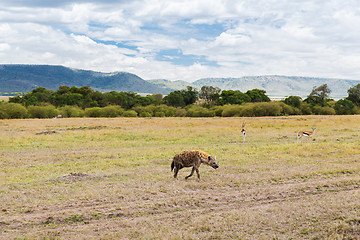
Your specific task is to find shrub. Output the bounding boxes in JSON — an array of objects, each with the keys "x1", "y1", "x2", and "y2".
[
  {"x1": 84, "y1": 107, "x2": 103, "y2": 117},
  {"x1": 101, "y1": 106, "x2": 124, "y2": 117},
  {"x1": 279, "y1": 102, "x2": 296, "y2": 115},
  {"x1": 0, "y1": 105, "x2": 8, "y2": 119},
  {"x1": 4, "y1": 103, "x2": 28, "y2": 119},
  {"x1": 299, "y1": 102, "x2": 312, "y2": 115},
  {"x1": 284, "y1": 96, "x2": 302, "y2": 108},
  {"x1": 248, "y1": 102, "x2": 282, "y2": 116},
  {"x1": 28, "y1": 105, "x2": 59, "y2": 118},
  {"x1": 154, "y1": 105, "x2": 176, "y2": 117},
  {"x1": 211, "y1": 106, "x2": 224, "y2": 117},
  {"x1": 312, "y1": 106, "x2": 335, "y2": 115},
  {"x1": 354, "y1": 106, "x2": 360, "y2": 114},
  {"x1": 133, "y1": 105, "x2": 155, "y2": 116},
  {"x1": 154, "y1": 112, "x2": 166, "y2": 117},
  {"x1": 186, "y1": 105, "x2": 215, "y2": 117},
  {"x1": 60, "y1": 106, "x2": 84, "y2": 118},
  {"x1": 139, "y1": 112, "x2": 152, "y2": 117},
  {"x1": 175, "y1": 109, "x2": 187, "y2": 117},
  {"x1": 221, "y1": 105, "x2": 242, "y2": 117},
  {"x1": 334, "y1": 99, "x2": 355, "y2": 115},
  {"x1": 122, "y1": 110, "x2": 138, "y2": 117},
  {"x1": 238, "y1": 104, "x2": 255, "y2": 117}
]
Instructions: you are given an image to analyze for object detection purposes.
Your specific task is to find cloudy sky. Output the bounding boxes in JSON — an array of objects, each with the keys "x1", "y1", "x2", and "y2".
[{"x1": 0, "y1": 0, "x2": 359, "y2": 81}]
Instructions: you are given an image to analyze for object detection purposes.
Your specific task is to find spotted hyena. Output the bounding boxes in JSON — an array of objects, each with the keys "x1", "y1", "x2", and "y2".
[{"x1": 171, "y1": 150, "x2": 219, "y2": 180}]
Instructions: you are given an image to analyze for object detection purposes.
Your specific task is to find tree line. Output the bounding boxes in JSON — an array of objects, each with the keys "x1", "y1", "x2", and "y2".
[{"x1": 1, "y1": 83, "x2": 360, "y2": 119}]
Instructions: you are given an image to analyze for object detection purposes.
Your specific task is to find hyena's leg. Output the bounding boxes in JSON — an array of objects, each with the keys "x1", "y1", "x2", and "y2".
[
  {"x1": 185, "y1": 167, "x2": 195, "y2": 179},
  {"x1": 195, "y1": 168, "x2": 200, "y2": 180},
  {"x1": 173, "y1": 167, "x2": 179, "y2": 179}
]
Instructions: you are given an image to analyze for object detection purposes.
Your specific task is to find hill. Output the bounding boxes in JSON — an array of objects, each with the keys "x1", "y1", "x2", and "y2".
[
  {"x1": 149, "y1": 76, "x2": 360, "y2": 98},
  {"x1": 192, "y1": 76, "x2": 360, "y2": 98},
  {"x1": 0, "y1": 65, "x2": 173, "y2": 94},
  {"x1": 2, "y1": 65, "x2": 360, "y2": 98},
  {"x1": 147, "y1": 79, "x2": 192, "y2": 91}
]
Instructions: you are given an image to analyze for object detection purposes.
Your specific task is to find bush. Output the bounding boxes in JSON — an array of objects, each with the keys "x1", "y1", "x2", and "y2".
[
  {"x1": 84, "y1": 107, "x2": 103, "y2": 117},
  {"x1": 154, "y1": 105, "x2": 176, "y2": 117},
  {"x1": 28, "y1": 105, "x2": 59, "y2": 118},
  {"x1": 279, "y1": 102, "x2": 297, "y2": 115},
  {"x1": 4, "y1": 103, "x2": 28, "y2": 119},
  {"x1": 101, "y1": 106, "x2": 124, "y2": 117},
  {"x1": 175, "y1": 109, "x2": 187, "y2": 117},
  {"x1": 0, "y1": 105, "x2": 8, "y2": 119},
  {"x1": 186, "y1": 105, "x2": 215, "y2": 117},
  {"x1": 133, "y1": 105, "x2": 155, "y2": 116},
  {"x1": 221, "y1": 105, "x2": 242, "y2": 117},
  {"x1": 211, "y1": 106, "x2": 224, "y2": 117},
  {"x1": 139, "y1": 112, "x2": 152, "y2": 117},
  {"x1": 334, "y1": 99, "x2": 355, "y2": 115},
  {"x1": 284, "y1": 96, "x2": 302, "y2": 108},
  {"x1": 122, "y1": 110, "x2": 138, "y2": 117},
  {"x1": 238, "y1": 104, "x2": 255, "y2": 117},
  {"x1": 312, "y1": 106, "x2": 335, "y2": 115},
  {"x1": 252, "y1": 102, "x2": 281, "y2": 116},
  {"x1": 60, "y1": 106, "x2": 84, "y2": 118},
  {"x1": 154, "y1": 112, "x2": 166, "y2": 117},
  {"x1": 299, "y1": 102, "x2": 312, "y2": 115}
]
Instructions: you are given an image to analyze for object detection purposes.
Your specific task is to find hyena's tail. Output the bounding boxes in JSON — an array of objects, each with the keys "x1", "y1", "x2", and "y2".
[{"x1": 171, "y1": 160, "x2": 175, "y2": 172}]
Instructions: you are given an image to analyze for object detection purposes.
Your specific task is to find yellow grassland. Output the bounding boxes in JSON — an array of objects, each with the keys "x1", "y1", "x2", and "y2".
[
  {"x1": 1, "y1": 116, "x2": 360, "y2": 239},
  {"x1": 0, "y1": 96, "x2": 9, "y2": 102}
]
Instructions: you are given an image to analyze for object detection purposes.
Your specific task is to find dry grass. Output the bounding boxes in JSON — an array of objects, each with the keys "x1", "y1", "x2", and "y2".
[
  {"x1": 0, "y1": 96, "x2": 9, "y2": 102},
  {"x1": 1, "y1": 116, "x2": 360, "y2": 239}
]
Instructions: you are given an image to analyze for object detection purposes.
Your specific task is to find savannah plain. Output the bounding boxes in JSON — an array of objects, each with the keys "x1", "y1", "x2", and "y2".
[{"x1": 1, "y1": 116, "x2": 360, "y2": 239}]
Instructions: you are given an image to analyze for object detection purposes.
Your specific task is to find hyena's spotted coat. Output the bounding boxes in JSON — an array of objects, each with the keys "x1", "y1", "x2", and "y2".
[{"x1": 171, "y1": 150, "x2": 219, "y2": 180}]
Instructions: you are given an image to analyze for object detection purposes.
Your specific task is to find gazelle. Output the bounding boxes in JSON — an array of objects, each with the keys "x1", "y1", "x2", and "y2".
[
  {"x1": 297, "y1": 127, "x2": 316, "y2": 142},
  {"x1": 241, "y1": 122, "x2": 246, "y2": 143}
]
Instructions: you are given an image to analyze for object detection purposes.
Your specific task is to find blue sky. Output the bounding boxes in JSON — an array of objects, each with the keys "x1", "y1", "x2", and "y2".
[{"x1": 0, "y1": 0, "x2": 360, "y2": 81}]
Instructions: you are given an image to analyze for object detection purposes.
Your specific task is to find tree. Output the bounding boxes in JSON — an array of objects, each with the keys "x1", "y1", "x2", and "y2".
[
  {"x1": 199, "y1": 86, "x2": 221, "y2": 104},
  {"x1": 163, "y1": 91, "x2": 185, "y2": 107},
  {"x1": 347, "y1": 83, "x2": 360, "y2": 106},
  {"x1": 245, "y1": 89, "x2": 270, "y2": 102},
  {"x1": 163, "y1": 86, "x2": 198, "y2": 107},
  {"x1": 10, "y1": 87, "x2": 53, "y2": 106},
  {"x1": 4, "y1": 103, "x2": 28, "y2": 118},
  {"x1": 218, "y1": 90, "x2": 250, "y2": 105},
  {"x1": 284, "y1": 96, "x2": 302, "y2": 108},
  {"x1": 181, "y1": 86, "x2": 198, "y2": 106},
  {"x1": 334, "y1": 99, "x2": 355, "y2": 115},
  {"x1": 305, "y1": 84, "x2": 331, "y2": 107}
]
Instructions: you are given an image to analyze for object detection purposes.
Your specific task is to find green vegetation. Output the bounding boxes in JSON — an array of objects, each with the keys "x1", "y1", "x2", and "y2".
[{"x1": 1, "y1": 83, "x2": 359, "y2": 119}]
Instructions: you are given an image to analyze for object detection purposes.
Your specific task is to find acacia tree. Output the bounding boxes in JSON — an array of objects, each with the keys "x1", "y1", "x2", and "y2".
[
  {"x1": 245, "y1": 89, "x2": 270, "y2": 102},
  {"x1": 283, "y1": 96, "x2": 302, "y2": 108},
  {"x1": 199, "y1": 86, "x2": 221, "y2": 104},
  {"x1": 181, "y1": 86, "x2": 198, "y2": 106},
  {"x1": 347, "y1": 83, "x2": 360, "y2": 106},
  {"x1": 305, "y1": 84, "x2": 331, "y2": 106}
]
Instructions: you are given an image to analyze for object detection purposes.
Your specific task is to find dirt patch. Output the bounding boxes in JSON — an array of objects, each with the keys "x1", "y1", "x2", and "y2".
[
  {"x1": 35, "y1": 130, "x2": 57, "y2": 135},
  {"x1": 3, "y1": 173, "x2": 360, "y2": 239},
  {"x1": 65, "y1": 126, "x2": 108, "y2": 131},
  {"x1": 51, "y1": 172, "x2": 90, "y2": 183}
]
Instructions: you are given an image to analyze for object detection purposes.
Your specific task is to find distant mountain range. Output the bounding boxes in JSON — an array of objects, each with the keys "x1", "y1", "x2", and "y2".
[
  {"x1": 0, "y1": 64, "x2": 172, "y2": 94},
  {"x1": 1, "y1": 64, "x2": 360, "y2": 98},
  {"x1": 149, "y1": 76, "x2": 360, "y2": 98}
]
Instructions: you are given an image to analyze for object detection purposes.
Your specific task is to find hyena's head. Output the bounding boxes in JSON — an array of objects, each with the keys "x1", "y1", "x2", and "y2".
[{"x1": 207, "y1": 155, "x2": 219, "y2": 169}]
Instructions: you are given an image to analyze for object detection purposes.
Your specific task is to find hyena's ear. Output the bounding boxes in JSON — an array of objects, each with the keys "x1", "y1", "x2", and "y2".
[{"x1": 207, "y1": 156, "x2": 211, "y2": 161}]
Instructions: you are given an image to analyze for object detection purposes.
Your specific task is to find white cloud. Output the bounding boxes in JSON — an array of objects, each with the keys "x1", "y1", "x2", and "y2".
[{"x1": 0, "y1": 0, "x2": 360, "y2": 81}]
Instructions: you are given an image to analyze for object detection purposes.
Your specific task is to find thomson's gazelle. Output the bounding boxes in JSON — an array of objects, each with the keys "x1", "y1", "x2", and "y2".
[{"x1": 297, "y1": 127, "x2": 316, "y2": 142}]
